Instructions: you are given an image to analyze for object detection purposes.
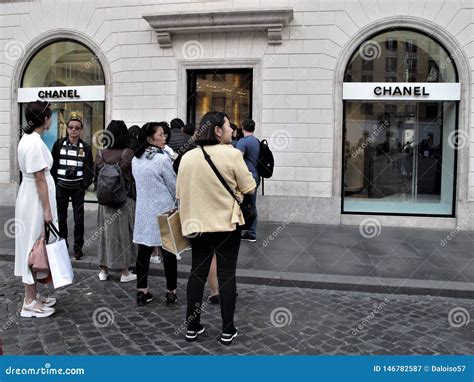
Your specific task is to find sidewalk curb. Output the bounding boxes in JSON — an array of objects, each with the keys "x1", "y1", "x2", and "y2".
[{"x1": 1, "y1": 251, "x2": 472, "y2": 299}]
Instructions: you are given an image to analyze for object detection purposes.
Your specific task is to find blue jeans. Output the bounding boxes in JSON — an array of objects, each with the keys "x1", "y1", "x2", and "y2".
[{"x1": 248, "y1": 176, "x2": 260, "y2": 238}]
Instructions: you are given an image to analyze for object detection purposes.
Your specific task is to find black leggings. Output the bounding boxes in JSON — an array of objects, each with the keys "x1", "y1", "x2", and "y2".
[
  {"x1": 136, "y1": 245, "x2": 177, "y2": 290},
  {"x1": 186, "y1": 227, "x2": 241, "y2": 333}
]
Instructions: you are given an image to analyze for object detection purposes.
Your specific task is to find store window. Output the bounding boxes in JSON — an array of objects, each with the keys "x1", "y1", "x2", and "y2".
[
  {"x1": 19, "y1": 40, "x2": 105, "y2": 202},
  {"x1": 187, "y1": 69, "x2": 252, "y2": 127},
  {"x1": 342, "y1": 30, "x2": 459, "y2": 216}
]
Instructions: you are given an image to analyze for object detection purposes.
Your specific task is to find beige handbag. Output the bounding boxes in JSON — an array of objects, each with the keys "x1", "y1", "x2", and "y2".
[
  {"x1": 28, "y1": 227, "x2": 51, "y2": 284},
  {"x1": 158, "y1": 208, "x2": 191, "y2": 256}
]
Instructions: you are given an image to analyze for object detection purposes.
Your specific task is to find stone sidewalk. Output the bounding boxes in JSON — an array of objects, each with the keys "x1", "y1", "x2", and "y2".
[
  {"x1": 0, "y1": 262, "x2": 472, "y2": 355},
  {"x1": 0, "y1": 206, "x2": 473, "y2": 297}
]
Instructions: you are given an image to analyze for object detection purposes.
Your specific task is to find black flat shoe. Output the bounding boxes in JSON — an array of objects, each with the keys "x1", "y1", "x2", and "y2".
[
  {"x1": 207, "y1": 294, "x2": 220, "y2": 305},
  {"x1": 166, "y1": 291, "x2": 177, "y2": 305},
  {"x1": 137, "y1": 291, "x2": 153, "y2": 306}
]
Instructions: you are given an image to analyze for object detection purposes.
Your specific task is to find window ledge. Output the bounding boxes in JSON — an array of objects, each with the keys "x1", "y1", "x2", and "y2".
[{"x1": 143, "y1": 8, "x2": 294, "y2": 48}]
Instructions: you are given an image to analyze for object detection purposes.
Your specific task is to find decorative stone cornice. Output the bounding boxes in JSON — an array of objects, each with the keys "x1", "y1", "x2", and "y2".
[{"x1": 143, "y1": 8, "x2": 294, "y2": 48}]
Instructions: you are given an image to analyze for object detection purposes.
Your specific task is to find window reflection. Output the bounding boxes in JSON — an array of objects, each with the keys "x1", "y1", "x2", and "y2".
[{"x1": 188, "y1": 70, "x2": 252, "y2": 127}]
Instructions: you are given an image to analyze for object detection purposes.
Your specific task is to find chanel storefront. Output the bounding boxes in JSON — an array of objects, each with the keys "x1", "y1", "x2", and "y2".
[{"x1": 1, "y1": 1, "x2": 472, "y2": 229}]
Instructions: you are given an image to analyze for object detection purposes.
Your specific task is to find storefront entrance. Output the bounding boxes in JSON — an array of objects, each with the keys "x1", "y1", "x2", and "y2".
[
  {"x1": 342, "y1": 29, "x2": 460, "y2": 216},
  {"x1": 17, "y1": 40, "x2": 105, "y2": 202}
]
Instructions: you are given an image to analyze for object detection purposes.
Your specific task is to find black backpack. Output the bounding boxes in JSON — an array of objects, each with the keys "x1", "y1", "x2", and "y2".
[
  {"x1": 96, "y1": 150, "x2": 128, "y2": 207},
  {"x1": 257, "y1": 139, "x2": 274, "y2": 179}
]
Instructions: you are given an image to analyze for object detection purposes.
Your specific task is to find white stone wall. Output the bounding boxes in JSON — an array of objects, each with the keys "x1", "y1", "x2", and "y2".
[{"x1": 0, "y1": 0, "x2": 472, "y2": 228}]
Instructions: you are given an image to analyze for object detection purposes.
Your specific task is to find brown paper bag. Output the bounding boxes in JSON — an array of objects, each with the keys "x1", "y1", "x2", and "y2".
[{"x1": 158, "y1": 208, "x2": 191, "y2": 256}]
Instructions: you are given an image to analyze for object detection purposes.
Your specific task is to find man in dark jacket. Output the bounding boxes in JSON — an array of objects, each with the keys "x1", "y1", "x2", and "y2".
[
  {"x1": 51, "y1": 115, "x2": 93, "y2": 260},
  {"x1": 168, "y1": 118, "x2": 189, "y2": 152}
]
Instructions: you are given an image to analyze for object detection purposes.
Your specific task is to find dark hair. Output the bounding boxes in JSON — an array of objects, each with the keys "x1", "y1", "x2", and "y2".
[
  {"x1": 194, "y1": 111, "x2": 228, "y2": 146},
  {"x1": 67, "y1": 118, "x2": 83, "y2": 129},
  {"x1": 230, "y1": 123, "x2": 237, "y2": 131},
  {"x1": 135, "y1": 122, "x2": 166, "y2": 158},
  {"x1": 128, "y1": 125, "x2": 141, "y2": 151},
  {"x1": 128, "y1": 125, "x2": 140, "y2": 140},
  {"x1": 105, "y1": 120, "x2": 129, "y2": 149},
  {"x1": 242, "y1": 118, "x2": 255, "y2": 133},
  {"x1": 24, "y1": 100, "x2": 51, "y2": 134},
  {"x1": 170, "y1": 118, "x2": 185, "y2": 130},
  {"x1": 183, "y1": 122, "x2": 195, "y2": 136},
  {"x1": 161, "y1": 121, "x2": 171, "y2": 144}
]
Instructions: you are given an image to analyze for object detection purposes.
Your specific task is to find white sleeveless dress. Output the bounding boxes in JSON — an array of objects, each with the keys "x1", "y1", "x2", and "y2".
[{"x1": 15, "y1": 132, "x2": 58, "y2": 284}]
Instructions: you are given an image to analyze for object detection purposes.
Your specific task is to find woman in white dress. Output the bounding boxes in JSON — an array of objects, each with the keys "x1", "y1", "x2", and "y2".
[{"x1": 15, "y1": 101, "x2": 58, "y2": 318}]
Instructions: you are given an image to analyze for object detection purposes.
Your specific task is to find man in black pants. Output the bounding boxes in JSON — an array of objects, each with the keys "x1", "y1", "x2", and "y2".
[{"x1": 51, "y1": 115, "x2": 93, "y2": 260}]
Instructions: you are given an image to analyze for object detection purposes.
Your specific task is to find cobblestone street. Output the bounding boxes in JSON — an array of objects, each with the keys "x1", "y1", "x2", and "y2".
[{"x1": 0, "y1": 261, "x2": 472, "y2": 355}]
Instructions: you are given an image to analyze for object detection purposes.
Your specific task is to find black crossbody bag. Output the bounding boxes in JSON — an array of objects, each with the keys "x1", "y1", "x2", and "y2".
[{"x1": 200, "y1": 146, "x2": 256, "y2": 231}]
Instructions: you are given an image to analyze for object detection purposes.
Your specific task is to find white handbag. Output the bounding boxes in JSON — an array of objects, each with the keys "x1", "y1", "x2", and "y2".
[{"x1": 46, "y1": 223, "x2": 74, "y2": 289}]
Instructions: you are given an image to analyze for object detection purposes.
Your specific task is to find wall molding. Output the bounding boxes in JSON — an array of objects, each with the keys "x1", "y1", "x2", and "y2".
[{"x1": 143, "y1": 8, "x2": 294, "y2": 48}]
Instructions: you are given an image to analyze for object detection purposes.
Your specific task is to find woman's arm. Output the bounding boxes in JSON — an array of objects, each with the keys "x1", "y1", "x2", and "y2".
[{"x1": 34, "y1": 169, "x2": 52, "y2": 224}]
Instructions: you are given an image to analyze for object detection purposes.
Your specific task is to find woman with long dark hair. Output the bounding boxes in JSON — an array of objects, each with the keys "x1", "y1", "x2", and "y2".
[
  {"x1": 95, "y1": 120, "x2": 137, "y2": 282},
  {"x1": 176, "y1": 111, "x2": 256, "y2": 345},
  {"x1": 132, "y1": 122, "x2": 178, "y2": 306},
  {"x1": 15, "y1": 100, "x2": 57, "y2": 318}
]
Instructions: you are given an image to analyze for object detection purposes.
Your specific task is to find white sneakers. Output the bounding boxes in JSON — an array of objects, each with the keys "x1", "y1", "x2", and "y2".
[
  {"x1": 150, "y1": 256, "x2": 162, "y2": 264},
  {"x1": 120, "y1": 273, "x2": 137, "y2": 283},
  {"x1": 20, "y1": 299, "x2": 55, "y2": 318},
  {"x1": 36, "y1": 293, "x2": 56, "y2": 308},
  {"x1": 99, "y1": 270, "x2": 137, "y2": 283}
]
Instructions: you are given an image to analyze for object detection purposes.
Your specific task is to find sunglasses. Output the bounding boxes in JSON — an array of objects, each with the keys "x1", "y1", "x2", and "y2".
[{"x1": 67, "y1": 126, "x2": 82, "y2": 131}]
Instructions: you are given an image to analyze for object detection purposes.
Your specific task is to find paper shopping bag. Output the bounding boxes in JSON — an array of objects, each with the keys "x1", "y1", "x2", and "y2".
[
  {"x1": 46, "y1": 223, "x2": 74, "y2": 289},
  {"x1": 158, "y1": 208, "x2": 191, "y2": 256}
]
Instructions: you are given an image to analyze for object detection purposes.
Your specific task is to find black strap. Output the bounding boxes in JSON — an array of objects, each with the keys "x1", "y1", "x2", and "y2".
[
  {"x1": 46, "y1": 223, "x2": 62, "y2": 239},
  {"x1": 200, "y1": 146, "x2": 241, "y2": 206}
]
